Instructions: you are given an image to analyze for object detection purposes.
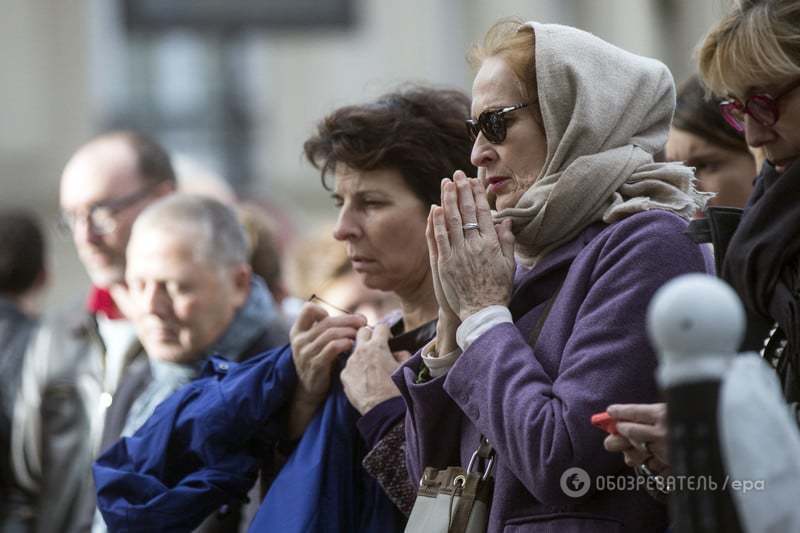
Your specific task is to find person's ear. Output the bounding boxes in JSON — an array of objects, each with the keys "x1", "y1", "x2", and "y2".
[{"x1": 231, "y1": 263, "x2": 252, "y2": 307}]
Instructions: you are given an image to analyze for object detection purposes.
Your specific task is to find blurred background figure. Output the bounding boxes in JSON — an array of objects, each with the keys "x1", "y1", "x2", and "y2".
[
  {"x1": 238, "y1": 203, "x2": 301, "y2": 323},
  {"x1": 666, "y1": 75, "x2": 757, "y2": 211},
  {"x1": 92, "y1": 193, "x2": 289, "y2": 533},
  {"x1": 283, "y1": 224, "x2": 399, "y2": 326},
  {"x1": 11, "y1": 131, "x2": 175, "y2": 533},
  {"x1": 0, "y1": 210, "x2": 46, "y2": 532},
  {"x1": 172, "y1": 155, "x2": 299, "y2": 322},
  {"x1": 174, "y1": 154, "x2": 238, "y2": 205}
]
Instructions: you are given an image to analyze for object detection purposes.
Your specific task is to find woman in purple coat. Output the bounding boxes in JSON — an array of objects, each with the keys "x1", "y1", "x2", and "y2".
[{"x1": 393, "y1": 19, "x2": 712, "y2": 532}]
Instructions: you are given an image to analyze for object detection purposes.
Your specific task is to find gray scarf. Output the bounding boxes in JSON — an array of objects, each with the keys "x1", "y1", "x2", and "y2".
[
  {"x1": 208, "y1": 274, "x2": 283, "y2": 360},
  {"x1": 496, "y1": 22, "x2": 711, "y2": 266}
]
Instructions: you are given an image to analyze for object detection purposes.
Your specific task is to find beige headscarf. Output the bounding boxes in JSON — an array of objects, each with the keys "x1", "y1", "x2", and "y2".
[{"x1": 495, "y1": 22, "x2": 711, "y2": 265}]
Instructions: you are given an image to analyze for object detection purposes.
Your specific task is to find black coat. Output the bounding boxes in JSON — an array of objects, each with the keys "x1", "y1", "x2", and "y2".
[
  {"x1": 698, "y1": 162, "x2": 800, "y2": 422},
  {"x1": 0, "y1": 298, "x2": 38, "y2": 529}
]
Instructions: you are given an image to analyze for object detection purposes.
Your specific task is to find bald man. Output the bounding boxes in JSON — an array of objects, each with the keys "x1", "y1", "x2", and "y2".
[{"x1": 10, "y1": 132, "x2": 175, "y2": 533}]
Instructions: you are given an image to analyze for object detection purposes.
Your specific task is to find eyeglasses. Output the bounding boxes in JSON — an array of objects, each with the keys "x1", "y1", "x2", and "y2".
[
  {"x1": 60, "y1": 182, "x2": 162, "y2": 236},
  {"x1": 466, "y1": 103, "x2": 529, "y2": 144},
  {"x1": 719, "y1": 78, "x2": 800, "y2": 133},
  {"x1": 308, "y1": 293, "x2": 374, "y2": 328}
]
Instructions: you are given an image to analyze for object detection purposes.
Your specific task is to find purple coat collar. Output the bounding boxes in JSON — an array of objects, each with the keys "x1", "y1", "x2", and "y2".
[{"x1": 509, "y1": 222, "x2": 606, "y2": 320}]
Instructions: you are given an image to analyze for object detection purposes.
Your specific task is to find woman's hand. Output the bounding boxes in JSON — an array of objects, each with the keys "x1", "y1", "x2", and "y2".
[
  {"x1": 341, "y1": 324, "x2": 410, "y2": 415},
  {"x1": 603, "y1": 403, "x2": 670, "y2": 475},
  {"x1": 288, "y1": 303, "x2": 366, "y2": 438},
  {"x1": 426, "y1": 201, "x2": 460, "y2": 354},
  {"x1": 432, "y1": 171, "x2": 516, "y2": 321}
]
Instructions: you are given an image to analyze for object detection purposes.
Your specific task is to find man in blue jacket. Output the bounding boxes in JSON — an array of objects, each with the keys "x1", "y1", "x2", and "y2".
[{"x1": 92, "y1": 194, "x2": 289, "y2": 532}]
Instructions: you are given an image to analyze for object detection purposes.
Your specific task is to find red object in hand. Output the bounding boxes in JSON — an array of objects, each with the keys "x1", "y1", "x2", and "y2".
[{"x1": 591, "y1": 412, "x2": 618, "y2": 435}]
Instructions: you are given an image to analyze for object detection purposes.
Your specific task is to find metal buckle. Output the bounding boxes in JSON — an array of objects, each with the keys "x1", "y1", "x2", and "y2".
[{"x1": 466, "y1": 438, "x2": 495, "y2": 481}]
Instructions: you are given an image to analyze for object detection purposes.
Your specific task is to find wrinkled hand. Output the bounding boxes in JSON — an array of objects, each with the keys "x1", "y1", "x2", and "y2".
[
  {"x1": 426, "y1": 203, "x2": 460, "y2": 354},
  {"x1": 288, "y1": 303, "x2": 366, "y2": 437},
  {"x1": 603, "y1": 403, "x2": 670, "y2": 475},
  {"x1": 431, "y1": 171, "x2": 515, "y2": 321},
  {"x1": 341, "y1": 324, "x2": 410, "y2": 415}
]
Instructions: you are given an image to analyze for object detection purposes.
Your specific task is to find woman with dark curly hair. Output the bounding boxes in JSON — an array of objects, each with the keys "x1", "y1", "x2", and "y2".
[{"x1": 93, "y1": 86, "x2": 475, "y2": 533}]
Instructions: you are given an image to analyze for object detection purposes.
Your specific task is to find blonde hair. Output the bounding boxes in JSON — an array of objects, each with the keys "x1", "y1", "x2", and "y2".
[
  {"x1": 467, "y1": 18, "x2": 538, "y2": 106},
  {"x1": 697, "y1": 0, "x2": 800, "y2": 99}
]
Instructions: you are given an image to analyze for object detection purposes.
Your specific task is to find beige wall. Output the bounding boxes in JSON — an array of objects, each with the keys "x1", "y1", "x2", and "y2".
[
  {"x1": 0, "y1": 0, "x2": 93, "y2": 308},
  {"x1": 0, "y1": 0, "x2": 724, "y2": 310}
]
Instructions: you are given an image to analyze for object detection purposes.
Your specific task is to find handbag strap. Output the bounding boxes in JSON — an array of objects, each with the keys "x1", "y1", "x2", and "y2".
[
  {"x1": 448, "y1": 471, "x2": 492, "y2": 533},
  {"x1": 476, "y1": 276, "x2": 566, "y2": 461},
  {"x1": 527, "y1": 276, "x2": 566, "y2": 347}
]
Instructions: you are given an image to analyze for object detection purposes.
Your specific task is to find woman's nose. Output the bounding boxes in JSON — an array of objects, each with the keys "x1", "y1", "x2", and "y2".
[
  {"x1": 470, "y1": 136, "x2": 498, "y2": 169},
  {"x1": 333, "y1": 206, "x2": 361, "y2": 241},
  {"x1": 743, "y1": 114, "x2": 774, "y2": 148}
]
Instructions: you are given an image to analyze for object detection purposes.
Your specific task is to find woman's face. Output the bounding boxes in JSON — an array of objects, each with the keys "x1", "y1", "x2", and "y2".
[
  {"x1": 470, "y1": 56, "x2": 548, "y2": 210},
  {"x1": 665, "y1": 127, "x2": 756, "y2": 209},
  {"x1": 332, "y1": 166, "x2": 430, "y2": 298},
  {"x1": 741, "y1": 78, "x2": 800, "y2": 174}
]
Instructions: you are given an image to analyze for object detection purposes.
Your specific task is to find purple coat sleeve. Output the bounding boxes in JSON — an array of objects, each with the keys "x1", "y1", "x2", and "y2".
[
  {"x1": 356, "y1": 396, "x2": 406, "y2": 448},
  {"x1": 396, "y1": 213, "x2": 710, "y2": 508}
]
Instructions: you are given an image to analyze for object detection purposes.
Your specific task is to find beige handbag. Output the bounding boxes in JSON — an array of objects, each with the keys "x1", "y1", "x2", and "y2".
[
  {"x1": 405, "y1": 279, "x2": 565, "y2": 532},
  {"x1": 404, "y1": 436, "x2": 495, "y2": 533}
]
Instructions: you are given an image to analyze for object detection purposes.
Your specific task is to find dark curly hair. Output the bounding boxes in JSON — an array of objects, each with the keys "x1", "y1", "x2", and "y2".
[{"x1": 303, "y1": 85, "x2": 475, "y2": 208}]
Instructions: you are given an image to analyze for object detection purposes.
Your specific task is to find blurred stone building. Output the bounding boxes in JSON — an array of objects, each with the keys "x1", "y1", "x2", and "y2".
[{"x1": 0, "y1": 0, "x2": 724, "y2": 308}]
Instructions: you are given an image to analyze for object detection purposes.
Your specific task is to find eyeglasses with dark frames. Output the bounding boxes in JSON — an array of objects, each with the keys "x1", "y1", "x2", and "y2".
[
  {"x1": 719, "y1": 78, "x2": 800, "y2": 133},
  {"x1": 308, "y1": 293, "x2": 374, "y2": 329},
  {"x1": 466, "y1": 103, "x2": 529, "y2": 144},
  {"x1": 59, "y1": 181, "x2": 164, "y2": 236}
]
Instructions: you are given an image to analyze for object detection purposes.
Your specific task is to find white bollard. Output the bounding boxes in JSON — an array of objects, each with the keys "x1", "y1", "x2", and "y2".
[
  {"x1": 648, "y1": 273, "x2": 745, "y2": 387},
  {"x1": 647, "y1": 273, "x2": 744, "y2": 533}
]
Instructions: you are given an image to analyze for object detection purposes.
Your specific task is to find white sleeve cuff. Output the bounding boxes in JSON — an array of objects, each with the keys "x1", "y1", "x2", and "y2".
[
  {"x1": 456, "y1": 305, "x2": 513, "y2": 351},
  {"x1": 420, "y1": 339, "x2": 462, "y2": 378}
]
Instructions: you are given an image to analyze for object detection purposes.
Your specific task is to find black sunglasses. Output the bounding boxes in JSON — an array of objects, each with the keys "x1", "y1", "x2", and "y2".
[{"x1": 466, "y1": 103, "x2": 529, "y2": 144}]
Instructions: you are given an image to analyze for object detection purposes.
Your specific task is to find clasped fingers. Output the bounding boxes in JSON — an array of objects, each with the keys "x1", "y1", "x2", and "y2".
[{"x1": 433, "y1": 223, "x2": 516, "y2": 320}]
